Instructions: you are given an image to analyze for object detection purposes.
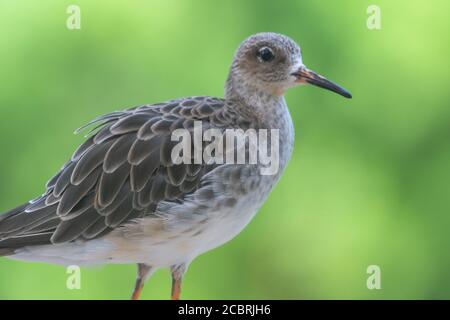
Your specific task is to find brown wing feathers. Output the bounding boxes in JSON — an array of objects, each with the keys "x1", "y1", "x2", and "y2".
[{"x1": 0, "y1": 97, "x2": 225, "y2": 251}]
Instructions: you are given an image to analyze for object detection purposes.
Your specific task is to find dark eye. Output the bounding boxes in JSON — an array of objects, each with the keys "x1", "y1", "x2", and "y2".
[{"x1": 257, "y1": 47, "x2": 275, "y2": 62}]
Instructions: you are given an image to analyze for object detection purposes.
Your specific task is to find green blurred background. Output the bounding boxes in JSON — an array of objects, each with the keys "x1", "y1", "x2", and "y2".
[{"x1": 0, "y1": 0, "x2": 449, "y2": 299}]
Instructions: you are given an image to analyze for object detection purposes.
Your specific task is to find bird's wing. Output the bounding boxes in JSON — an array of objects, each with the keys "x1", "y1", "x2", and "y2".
[{"x1": 0, "y1": 96, "x2": 246, "y2": 250}]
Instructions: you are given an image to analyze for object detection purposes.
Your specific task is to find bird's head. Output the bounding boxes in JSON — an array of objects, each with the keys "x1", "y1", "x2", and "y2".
[{"x1": 226, "y1": 32, "x2": 351, "y2": 100}]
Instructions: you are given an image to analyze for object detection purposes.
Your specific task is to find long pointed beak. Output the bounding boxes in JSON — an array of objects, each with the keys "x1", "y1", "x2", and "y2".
[{"x1": 292, "y1": 66, "x2": 352, "y2": 99}]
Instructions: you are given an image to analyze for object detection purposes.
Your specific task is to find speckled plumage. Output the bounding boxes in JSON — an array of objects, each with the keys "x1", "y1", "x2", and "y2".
[{"x1": 0, "y1": 32, "x2": 350, "y2": 299}]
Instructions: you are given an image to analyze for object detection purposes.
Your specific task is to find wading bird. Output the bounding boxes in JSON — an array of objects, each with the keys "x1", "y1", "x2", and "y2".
[{"x1": 0, "y1": 32, "x2": 351, "y2": 299}]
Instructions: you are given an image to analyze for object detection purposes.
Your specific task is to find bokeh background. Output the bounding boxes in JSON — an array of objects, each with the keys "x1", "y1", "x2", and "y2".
[{"x1": 0, "y1": 0, "x2": 449, "y2": 299}]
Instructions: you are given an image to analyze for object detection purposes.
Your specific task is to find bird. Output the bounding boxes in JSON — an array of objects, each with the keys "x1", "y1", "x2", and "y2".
[{"x1": 0, "y1": 32, "x2": 351, "y2": 299}]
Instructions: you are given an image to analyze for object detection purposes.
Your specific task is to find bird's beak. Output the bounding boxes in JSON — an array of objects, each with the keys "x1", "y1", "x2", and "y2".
[{"x1": 291, "y1": 66, "x2": 352, "y2": 99}]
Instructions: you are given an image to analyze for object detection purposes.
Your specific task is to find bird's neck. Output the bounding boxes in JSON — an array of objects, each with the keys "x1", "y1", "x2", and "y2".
[
  {"x1": 225, "y1": 72, "x2": 295, "y2": 180},
  {"x1": 225, "y1": 73, "x2": 286, "y2": 125}
]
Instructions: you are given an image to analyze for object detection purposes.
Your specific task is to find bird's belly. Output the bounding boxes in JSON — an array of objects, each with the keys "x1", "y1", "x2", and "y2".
[
  {"x1": 106, "y1": 192, "x2": 264, "y2": 267},
  {"x1": 182, "y1": 196, "x2": 262, "y2": 256}
]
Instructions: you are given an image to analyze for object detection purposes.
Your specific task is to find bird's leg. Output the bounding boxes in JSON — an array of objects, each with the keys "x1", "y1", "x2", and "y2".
[
  {"x1": 170, "y1": 263, "x2": 187, "y2": 300},
  {"x1": 131, "y1": 263, "x2": 154, "y2": 300}
]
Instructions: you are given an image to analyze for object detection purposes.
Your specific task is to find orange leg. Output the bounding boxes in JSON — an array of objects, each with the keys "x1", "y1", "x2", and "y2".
[
  {"x1": 131, "y1": 279, "x2": 144, "y2": 300},
  {"x1": 171, "y1": 264, "x2": 187, "y2": 300},
  {"x1": 171, "y1": 276, "x2": 182, "y2": 300},
  {"x1": 130, "y1": 263, "x2": 153, "y2": 300}
]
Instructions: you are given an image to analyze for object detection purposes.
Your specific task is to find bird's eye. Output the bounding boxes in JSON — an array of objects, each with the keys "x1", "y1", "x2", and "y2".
[{"x1": 257, "y1": 47, "x2": 275, "y2": 62}]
